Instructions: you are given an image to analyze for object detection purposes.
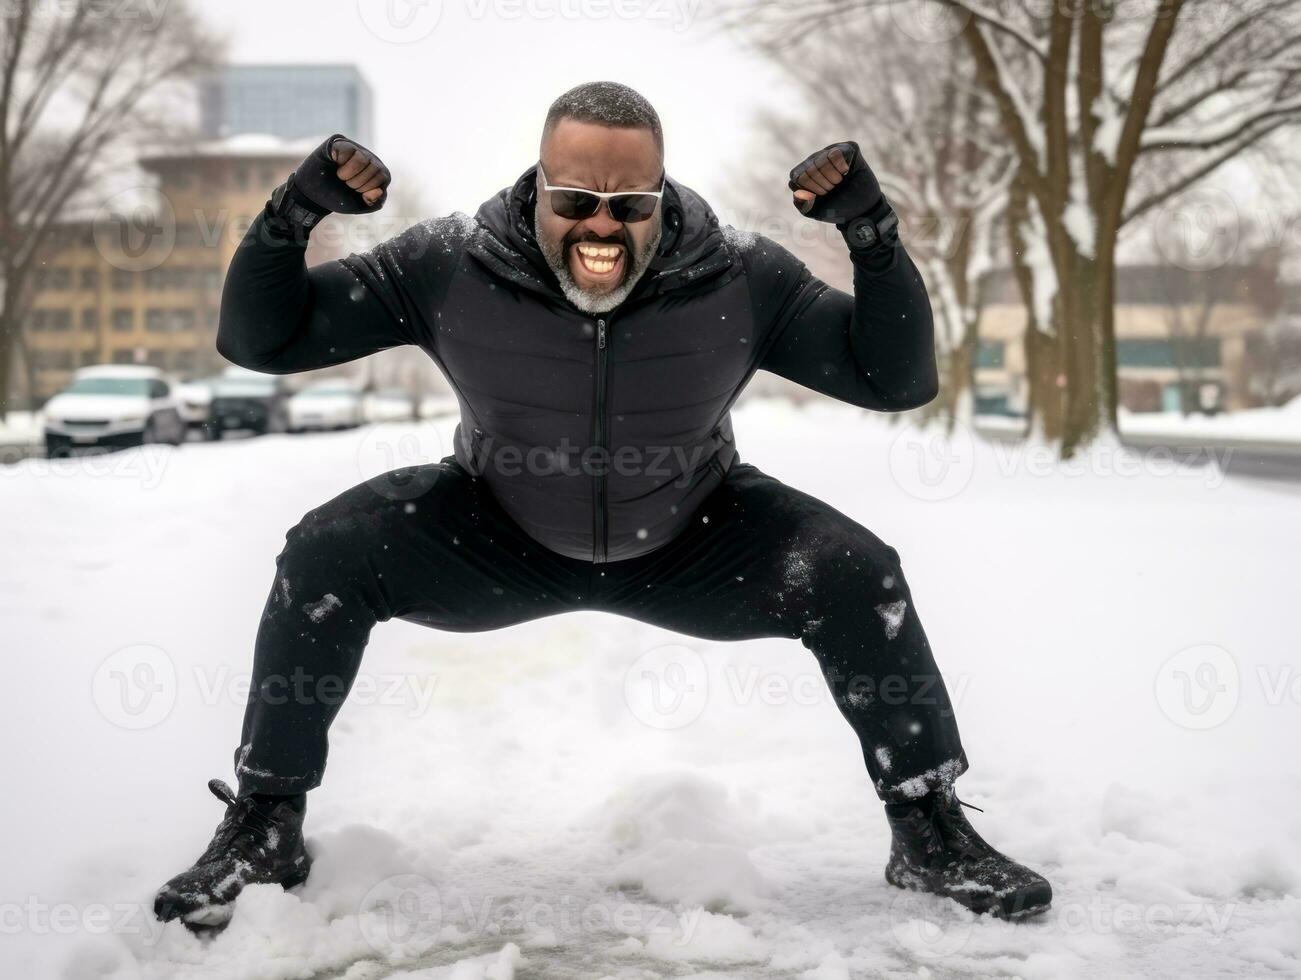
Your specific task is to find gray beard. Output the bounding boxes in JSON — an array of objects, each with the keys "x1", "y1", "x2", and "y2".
[{"x1": 534, "y1": 202, "x2": 663, "y2": 314}]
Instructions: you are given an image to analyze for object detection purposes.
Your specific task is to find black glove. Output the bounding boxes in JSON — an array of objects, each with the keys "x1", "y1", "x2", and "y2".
[
  {"x1": 788, "y1": 140, "x2": 886, "y2": 228},
  {"x1": 268, "y1": 133, "x2": 389, "y2": 239}
]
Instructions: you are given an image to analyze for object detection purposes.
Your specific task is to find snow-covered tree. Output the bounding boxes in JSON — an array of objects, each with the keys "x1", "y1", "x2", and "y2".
[
  {"x1": 0, "y1": 0, "x2": 217, "y2": 412},
  {"x1": 724, "y1": 11, "x2": 1013, "y2": 426},
  {"x1": 729, "y1": 0, "x2": 1301, "y2": 454}
]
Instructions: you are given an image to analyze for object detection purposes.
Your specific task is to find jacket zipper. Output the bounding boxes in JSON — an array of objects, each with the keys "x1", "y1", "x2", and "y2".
[{"x1": 592, "y1": 315, "x2": 611, "y2": 563}]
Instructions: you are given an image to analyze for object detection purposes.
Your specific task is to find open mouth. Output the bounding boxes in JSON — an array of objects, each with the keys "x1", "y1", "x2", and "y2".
[{"x1": 571, "y1": 242, "x2": 626, "y2": 283}]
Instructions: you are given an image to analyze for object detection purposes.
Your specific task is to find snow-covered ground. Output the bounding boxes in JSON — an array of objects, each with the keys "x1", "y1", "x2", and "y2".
[
  {"x1": 1118, "y1": 399, "x2": 1301, "y2": 446},
  {"x1": 2, "y1": 400, "x2": 1298, "y2": 979}
]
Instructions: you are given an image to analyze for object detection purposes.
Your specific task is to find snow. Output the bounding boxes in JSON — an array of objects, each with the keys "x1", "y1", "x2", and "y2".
[
  {"x1": 2, "y1": 399, "x2": 1299, "y2": 978},
  {"x1": 1118, "y1": 400, "x2": 1301, "y2": 447},
  {"x1": 0, "y1": 410, "x2": 40, "y2": 446}
]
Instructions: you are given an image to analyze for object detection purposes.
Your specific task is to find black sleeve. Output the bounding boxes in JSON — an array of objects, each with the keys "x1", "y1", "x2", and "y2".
[
  {"x1": 748, "y1": 232, "x2": 939, "y2": 411},
  {"x1": 216, "y1": 206, "x2": 466, "y2": 375}
]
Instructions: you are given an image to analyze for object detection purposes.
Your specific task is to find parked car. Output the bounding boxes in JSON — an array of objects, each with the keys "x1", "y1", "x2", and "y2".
[
  {"x1": 175, "y1": 376, "x2": 219, "y2": 433},
  {"x1": 207, "y1": 370, "x2": 290, "y2": 439},
  {"x1": 419, "y1": 394, "x2": 459, "y2": 419},
  {"x1": 285, "y1": 379, "x2": 365, "y2": 432},
  {"x1": 362, "y1": 388, "x2": 419, "y2": 423},
  {"x1": 43, "y1": 365, "x2": 186, "y2": 456}
]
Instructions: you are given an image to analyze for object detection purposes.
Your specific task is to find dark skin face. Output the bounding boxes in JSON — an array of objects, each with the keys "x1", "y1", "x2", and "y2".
[{"x1": 536, "y1": 118, "x2": 664, "y2": 296}]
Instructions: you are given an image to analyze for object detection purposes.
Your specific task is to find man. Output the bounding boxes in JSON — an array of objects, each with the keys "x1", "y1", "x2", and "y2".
[{"x1": 154, "y1": 81, "x2": 1050, "y2": 929}]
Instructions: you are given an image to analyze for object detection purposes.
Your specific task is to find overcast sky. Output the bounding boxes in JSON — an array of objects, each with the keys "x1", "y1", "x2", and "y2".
[{"x1": 198, "y1": 0, "x2": 798, "y2": 218}]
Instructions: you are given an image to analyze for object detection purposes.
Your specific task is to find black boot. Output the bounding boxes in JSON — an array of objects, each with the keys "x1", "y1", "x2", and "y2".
[
  {"x1": 154, "y1": 779, "x2": 311, "y2": 929},
  {"x1": 884, "y1": 786, "x2": 1051, "y2": 919}
]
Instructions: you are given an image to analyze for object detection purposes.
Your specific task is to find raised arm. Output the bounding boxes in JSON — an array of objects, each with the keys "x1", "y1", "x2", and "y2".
[
  {"x1": 752, "y1": 141, "x2": 938, "y2": 412},
  {"x1": 216, "y1": 134, "x2": 450, "y2": 375},
  {"x1": 753, "y1": 234, "x2": 938, "y2": 411}
]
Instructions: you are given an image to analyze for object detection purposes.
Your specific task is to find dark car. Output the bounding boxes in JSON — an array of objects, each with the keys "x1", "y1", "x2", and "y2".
[{"x1": 206, "y1": 373, "x2": 289, "y2": 439}]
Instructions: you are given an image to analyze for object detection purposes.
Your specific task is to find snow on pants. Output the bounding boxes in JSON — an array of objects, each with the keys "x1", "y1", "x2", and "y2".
[{"x1": 234, "y1": 457, "x2": 968, "y2": 803}]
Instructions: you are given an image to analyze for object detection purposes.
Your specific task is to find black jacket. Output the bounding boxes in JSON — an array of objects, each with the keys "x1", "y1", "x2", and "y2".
[{"x1": 217, "y1": 165, "x2": 938, "y2": 563}]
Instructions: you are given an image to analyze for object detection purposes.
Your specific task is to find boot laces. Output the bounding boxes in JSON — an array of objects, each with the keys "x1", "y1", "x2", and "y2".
[{"x1": 208, "y1": 779, "x2": 278, "y2": 852}]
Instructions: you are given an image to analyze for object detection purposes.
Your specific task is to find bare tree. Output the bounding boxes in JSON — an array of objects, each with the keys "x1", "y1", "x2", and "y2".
[
  {"x1": 0, "y1": 0, "x2": 219, "y2": 413},
  {"x1": 727, "y1": 0, "x2": 1301, "y2": 455},
  {"x1": 724, "y1": 11, "x2": 1014, "y2": 426}
]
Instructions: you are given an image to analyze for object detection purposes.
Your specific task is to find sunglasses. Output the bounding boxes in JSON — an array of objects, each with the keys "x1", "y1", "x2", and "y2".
[{"x1": 538, "y1": 163, "x2": 665, "y2": 223}]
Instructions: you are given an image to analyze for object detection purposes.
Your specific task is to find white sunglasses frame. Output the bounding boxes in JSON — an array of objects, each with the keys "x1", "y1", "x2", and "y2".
[{"x1": 537, "y1": 162, "x2": 665, "y2": 220}]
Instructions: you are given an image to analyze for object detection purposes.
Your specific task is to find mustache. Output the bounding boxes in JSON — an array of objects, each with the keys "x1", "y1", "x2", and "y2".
[{"x1": 566, "y1": 232, "x2": 629, "y2": 249}]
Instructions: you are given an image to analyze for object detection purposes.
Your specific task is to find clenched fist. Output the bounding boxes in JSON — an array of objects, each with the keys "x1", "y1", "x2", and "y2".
[
  {"x1": 788, "y1": 141, "x2": 884, "y2": 227},
  {"x1": 329, "y1": 138, "x2": 390, "y2": 208},
  {"x1": 290, "y1": 133, "x2": 391, "y2": 216}
]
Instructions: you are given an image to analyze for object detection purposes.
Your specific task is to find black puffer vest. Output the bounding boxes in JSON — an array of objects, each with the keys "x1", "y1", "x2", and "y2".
[{"x1": 439, "y1": 166, "x2": 780, "y2": 563}]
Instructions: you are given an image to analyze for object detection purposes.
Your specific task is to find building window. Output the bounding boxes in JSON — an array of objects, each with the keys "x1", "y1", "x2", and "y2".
[
  {"x1": 112, "y1": 309, "x2": 134, "y2": 331},
  {"x1": 34, "y1": 267, "x2": 72, "y2": 290},
  {"x1": 976, "y1": 340, "x2": 1006, "y2": 369},
  {"x1": 80, "y1": 268, "x2": 100, "y2": 290},
  {"x1": 200, "y1": 267, "x2": 223, "y2": 290},
  {"x1": 112, "y1": 269, "x2": 134, "y2": 291},
  {"x1": 1117, "y1": 338, "x2": 1221, "y2": 369},
  {"x1": 30, "y1": 309, "x2": 73, "y2": 331},
  {"x1": 81, "y1": 309, "x2": 99, "y2": 331},
  {"x1": 111, "y1": 349, "x2": 137, "y2": 364},
  {"x1": 34, "y1": 349, "x2": 75, "y2": 370},
  {"x1": 145, "y1": 308, "x2": 166, "y2": 331}
]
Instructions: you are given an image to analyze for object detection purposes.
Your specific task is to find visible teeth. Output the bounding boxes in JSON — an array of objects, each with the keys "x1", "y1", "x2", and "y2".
[{"x1": 575, "y1": 244, "x2": 622, "y2": 275}]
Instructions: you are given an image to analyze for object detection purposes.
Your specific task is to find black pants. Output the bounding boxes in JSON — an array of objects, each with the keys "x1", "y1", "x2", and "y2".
[{"x1": 234, "y1": 457, "x2": 967, "y2": 803}]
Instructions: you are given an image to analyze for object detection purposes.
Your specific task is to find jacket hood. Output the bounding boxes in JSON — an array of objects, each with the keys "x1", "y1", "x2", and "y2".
[{"x1": 467, "y1": 163, "x2": 733, "y2": 305}]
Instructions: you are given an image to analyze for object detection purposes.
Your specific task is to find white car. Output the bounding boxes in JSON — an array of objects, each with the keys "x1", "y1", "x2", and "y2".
[
  {"x1": 175, "y1": 377, "x2": 218, "y2": 430},
  {"x1": 419, "y1": 394, "x2": 459, "y2": 420},
  {"x1": 43, "y1": 365, "x2": 187, "y2": 456},
  {"x1": 362, "y1": 389, "x2": 418, "y2": 423},
  {"x1": 286, "y1": 379, "x2": 365, "y2": 432}
]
